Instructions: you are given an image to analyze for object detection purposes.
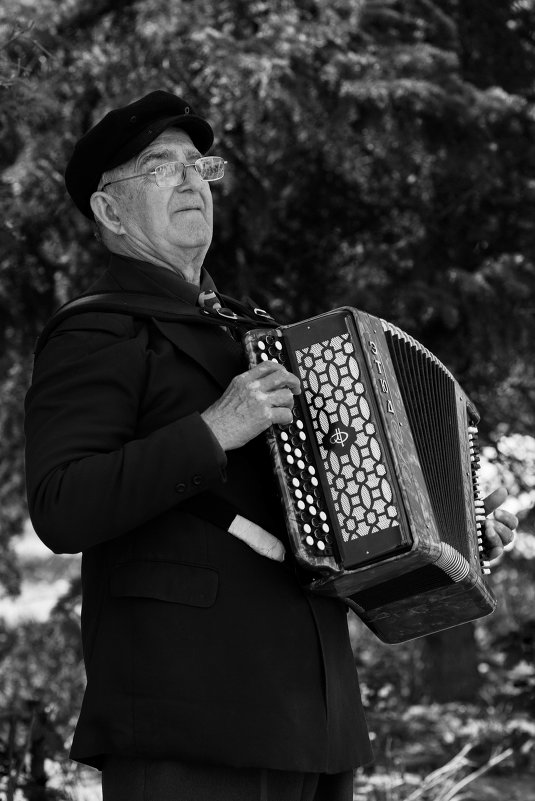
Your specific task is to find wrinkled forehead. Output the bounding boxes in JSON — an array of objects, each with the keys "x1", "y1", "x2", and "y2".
[{"x1": 135, "y1": 128, "x2": 201, "y2": 169}]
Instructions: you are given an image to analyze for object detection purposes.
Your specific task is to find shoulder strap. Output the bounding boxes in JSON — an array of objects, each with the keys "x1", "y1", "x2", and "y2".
[{"x1": 34, "y1": 290, "x2": 278, "y2": 358}]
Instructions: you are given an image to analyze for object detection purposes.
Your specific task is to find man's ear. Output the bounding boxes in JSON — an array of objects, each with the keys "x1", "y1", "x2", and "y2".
[{"x1": 90, "y1": 191, "x2": 125, "y2": 235}]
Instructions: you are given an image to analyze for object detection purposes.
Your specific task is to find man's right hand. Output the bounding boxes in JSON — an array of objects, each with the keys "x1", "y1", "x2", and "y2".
[{"x1": 201, "y1": 360, "x2": 301, "y2": 451}]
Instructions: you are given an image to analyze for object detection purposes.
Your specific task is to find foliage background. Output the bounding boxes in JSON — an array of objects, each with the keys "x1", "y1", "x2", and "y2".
[{"x1": 0, "y1": 0, "x2": 534, "y2": 798}]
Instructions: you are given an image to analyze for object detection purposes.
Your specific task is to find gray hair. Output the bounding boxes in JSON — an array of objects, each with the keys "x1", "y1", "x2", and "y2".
[{"x1": 93, "y1": 163, "x2": 130, "y2": 242}]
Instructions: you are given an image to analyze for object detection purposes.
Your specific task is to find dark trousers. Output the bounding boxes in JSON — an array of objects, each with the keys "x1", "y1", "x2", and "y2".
[{"x1": 102, "y1": 757, "x2": 354, "y2": 801}]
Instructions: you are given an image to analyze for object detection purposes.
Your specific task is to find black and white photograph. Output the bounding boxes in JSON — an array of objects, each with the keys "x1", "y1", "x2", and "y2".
[{"x1": 0, "y1": 2, "x2": 533, "y2": 799}]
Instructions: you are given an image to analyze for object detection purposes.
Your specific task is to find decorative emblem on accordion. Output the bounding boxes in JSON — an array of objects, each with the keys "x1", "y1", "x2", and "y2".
[{"x1": 244, "y1": 308, "x2": 496, "y2": 643}]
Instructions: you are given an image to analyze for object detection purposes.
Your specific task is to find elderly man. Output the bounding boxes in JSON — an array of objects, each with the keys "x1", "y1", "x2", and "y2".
[{"x1": 24, "y1": 91, "x2": 517, "y2": 801}]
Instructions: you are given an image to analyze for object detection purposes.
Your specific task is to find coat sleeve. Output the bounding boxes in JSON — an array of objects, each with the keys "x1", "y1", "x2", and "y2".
[{"x1": 24, "y1": 313, "x2": 227, "y2": 554}]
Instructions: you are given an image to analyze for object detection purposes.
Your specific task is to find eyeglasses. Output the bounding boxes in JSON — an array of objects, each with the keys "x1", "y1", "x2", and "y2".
[{"x1": 101, "y1": 156, "x2": 227, "y2": 190}]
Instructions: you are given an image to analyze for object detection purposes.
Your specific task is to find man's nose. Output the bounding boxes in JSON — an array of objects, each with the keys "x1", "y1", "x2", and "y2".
[{"x1": 180, "y1": 164, "x2": 204, "y2": 188}]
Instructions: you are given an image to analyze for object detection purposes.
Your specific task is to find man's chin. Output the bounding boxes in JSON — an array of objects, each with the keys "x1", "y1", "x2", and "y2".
[{"x1": 171, "y1": 229, "x2": 213, "y2": 250}]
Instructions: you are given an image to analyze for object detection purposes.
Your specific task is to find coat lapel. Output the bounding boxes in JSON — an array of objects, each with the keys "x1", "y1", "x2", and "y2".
[
  {"x1": 151, "y1": 319, "x2": 244, "y2": 390},
  {"x1": 91, "y1": 254, "x2": 244, "y2": 390}
]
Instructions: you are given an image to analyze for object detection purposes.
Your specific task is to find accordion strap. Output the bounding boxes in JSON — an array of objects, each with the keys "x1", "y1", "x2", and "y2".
[{"x1": 34, "y1": 289, "x2": 278, "y2": 358}]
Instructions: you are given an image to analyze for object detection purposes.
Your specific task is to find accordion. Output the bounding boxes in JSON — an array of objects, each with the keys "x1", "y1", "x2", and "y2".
[{"x1": 244, "y1": 308, "x2": 496, "y2": 643}]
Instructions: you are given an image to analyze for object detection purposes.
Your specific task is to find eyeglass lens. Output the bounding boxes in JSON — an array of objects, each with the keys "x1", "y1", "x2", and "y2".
[{"x1": 154, "y1": 157, "x2": 225, "y2": 187}]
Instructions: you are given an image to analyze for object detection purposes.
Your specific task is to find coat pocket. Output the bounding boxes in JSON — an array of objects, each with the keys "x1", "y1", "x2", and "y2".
[{"x1": 110, "y1": 560, "x2": 218, "y2": 608}]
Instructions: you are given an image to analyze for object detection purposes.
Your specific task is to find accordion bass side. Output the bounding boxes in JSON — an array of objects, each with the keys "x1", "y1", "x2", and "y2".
[{"x1": 244, "y1": 308, "x2": 496, "y2": 643}]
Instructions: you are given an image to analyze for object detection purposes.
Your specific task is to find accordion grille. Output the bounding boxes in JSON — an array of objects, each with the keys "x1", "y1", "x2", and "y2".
[{"x1": 295, "y1": 332, "x2": 401, "y2": 544}]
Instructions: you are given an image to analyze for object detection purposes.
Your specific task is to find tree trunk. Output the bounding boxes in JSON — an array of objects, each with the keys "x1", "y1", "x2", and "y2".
[{"x1": 421, "y1": 622, "x2": 481, "y2": 702}]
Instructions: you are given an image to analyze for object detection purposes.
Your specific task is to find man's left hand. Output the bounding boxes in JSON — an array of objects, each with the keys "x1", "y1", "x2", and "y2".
[{"x1": 482, "y1": 487, "x2": 518, "y2": 563}]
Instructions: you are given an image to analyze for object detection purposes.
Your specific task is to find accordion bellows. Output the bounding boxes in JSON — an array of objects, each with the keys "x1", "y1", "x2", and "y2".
[{"x1": 244, "y1": 308, "x2": 496, "y2": 643}]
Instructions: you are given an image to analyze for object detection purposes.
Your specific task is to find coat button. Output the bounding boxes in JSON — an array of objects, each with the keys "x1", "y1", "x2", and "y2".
[
  {"x1": 175, "y1": 482, "x2": 187, "y2": 493},
  {"x1": 192, "y1": 475, "x2": 203, "y2": 486}
]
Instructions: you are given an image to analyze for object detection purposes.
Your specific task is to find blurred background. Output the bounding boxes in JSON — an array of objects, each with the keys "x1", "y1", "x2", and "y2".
[{"x1": 0, "y1": 0, "x2": 534, "y2": 799}]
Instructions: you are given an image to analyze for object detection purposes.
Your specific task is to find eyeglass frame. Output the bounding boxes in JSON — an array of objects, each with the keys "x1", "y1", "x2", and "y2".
[{"x1": 99, "y1": 156, "x2": 227, "y2": 191}]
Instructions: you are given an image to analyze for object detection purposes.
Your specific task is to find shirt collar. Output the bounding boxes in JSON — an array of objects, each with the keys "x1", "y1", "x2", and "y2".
[{"x1": 107, "y1": 253, "x2": 218, "y2": 306}]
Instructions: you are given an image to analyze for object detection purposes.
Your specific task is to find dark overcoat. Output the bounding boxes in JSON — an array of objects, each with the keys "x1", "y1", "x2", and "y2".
[{"x1": 24, "y1": 253, "x2": 372, "y2": 772}]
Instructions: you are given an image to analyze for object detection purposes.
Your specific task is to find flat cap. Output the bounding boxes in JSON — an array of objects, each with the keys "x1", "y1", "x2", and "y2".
[{"x1": 65, "y1": 90, "x2": 214, "y2": 219}]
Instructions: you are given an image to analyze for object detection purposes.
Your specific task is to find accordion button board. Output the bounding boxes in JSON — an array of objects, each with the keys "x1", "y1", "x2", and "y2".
[
  {"x1": 244, "y1": 308, "x2": 497, "y2": 643},
  {"x1": 255, "y1": 333, "x2": 338, "y2": 565}
]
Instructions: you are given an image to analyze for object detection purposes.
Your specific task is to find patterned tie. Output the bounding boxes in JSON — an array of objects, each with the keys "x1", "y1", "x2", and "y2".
[
  {"x1": 198, "y1": 288, "x2": 239, "y2": 339},
  {"x1": 197, "y1": 289, "x2": 222, "y2": 311}
]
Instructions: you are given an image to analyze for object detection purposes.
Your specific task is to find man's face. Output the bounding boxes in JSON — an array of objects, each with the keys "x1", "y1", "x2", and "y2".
[{"x1": 113, "y1": 128, "x2": 214, "y2": 264}]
